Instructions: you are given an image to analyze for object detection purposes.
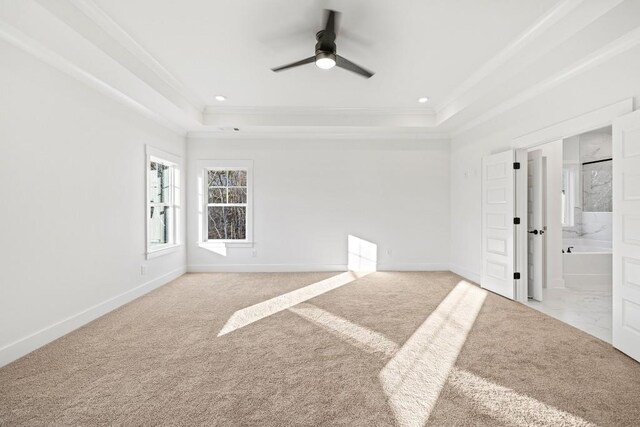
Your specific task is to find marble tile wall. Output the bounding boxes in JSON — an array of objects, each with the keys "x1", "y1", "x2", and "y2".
[
  {"x1": 583, "y1": 161, "x2": 612, "y2": 212},
  {"x1": 579, "y1": 131, "x2": 612, "y2": 163},
  {"x1": 562, "y1": 128, "x2": 612, "y2": 242},
  {"x1": 563, "y1": 210, "x2": 612, "y2": 240}
]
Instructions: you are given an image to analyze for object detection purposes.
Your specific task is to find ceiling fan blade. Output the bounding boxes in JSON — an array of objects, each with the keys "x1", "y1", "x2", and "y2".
[
  {"x1": 324, "y1": 9, "x2": 340, "y2": 36},
  {"x1": 336, "y1": 55, "x2": 374, "y2": 78},
  {"x1": 271, "y1": 56, "x2": 315, "y2": 72}
]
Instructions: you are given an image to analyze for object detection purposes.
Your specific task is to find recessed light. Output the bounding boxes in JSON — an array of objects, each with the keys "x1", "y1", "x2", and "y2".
[
  {"x1": 418, "y1": 97, "x2": 429, "y2": 103},
  {"x1": 215, "y1": 95, "x2": 226, "y2": 102}
]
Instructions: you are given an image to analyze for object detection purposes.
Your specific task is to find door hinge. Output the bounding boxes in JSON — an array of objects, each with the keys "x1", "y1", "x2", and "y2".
[
  {"x1": 514, "y1": 217, "x2": 521, "y2": 225},
  {"x1": 513, "y1": 162, "x2": 521, "y2": 170},
  {"x1": 514, "y1": 272, "x2": 521, "y2": 280}
]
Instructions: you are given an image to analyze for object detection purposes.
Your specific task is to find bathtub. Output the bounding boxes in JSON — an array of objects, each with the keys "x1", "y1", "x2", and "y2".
[{"x1": 562, "y1": 239, "x2": 611, "y2": 291}]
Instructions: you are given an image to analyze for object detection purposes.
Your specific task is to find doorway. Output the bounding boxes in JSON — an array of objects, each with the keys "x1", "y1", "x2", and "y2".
[{"x1": 525, "y1": 128, "x2": 613, "y2": 343}]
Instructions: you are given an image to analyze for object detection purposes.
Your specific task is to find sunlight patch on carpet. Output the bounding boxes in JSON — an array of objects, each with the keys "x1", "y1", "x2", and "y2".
[
  {"x1": 448, "y1": 368, "x2": 596, "y2": 427},
  {"x1": 217, "y1": 271, "x2": 368, "y2": 336},
  {"x1": 289, "y1": 303, "x2": 397, "y2": 358},
  {"x1": 379, "y1": 280, "x2": 487, "y2": 427}
]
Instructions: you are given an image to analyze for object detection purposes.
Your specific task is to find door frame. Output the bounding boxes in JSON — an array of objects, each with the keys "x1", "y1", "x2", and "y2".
[{"x1": 512, "y1": 99, "x2": 633, "y2": 303}]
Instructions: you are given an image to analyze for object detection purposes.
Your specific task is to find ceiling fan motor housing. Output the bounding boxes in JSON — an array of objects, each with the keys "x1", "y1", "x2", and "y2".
[{"x1": 315, "y1": 30, "x2": 336, "y2": 57}]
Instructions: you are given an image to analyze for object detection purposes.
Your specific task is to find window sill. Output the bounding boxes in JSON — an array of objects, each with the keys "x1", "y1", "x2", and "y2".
[
  {"x1": 199, "y1": 241, "x2": 254, "y2": 249},
  {"x1": 146, "y1": 244, "x2": 182, "y2": 259}
]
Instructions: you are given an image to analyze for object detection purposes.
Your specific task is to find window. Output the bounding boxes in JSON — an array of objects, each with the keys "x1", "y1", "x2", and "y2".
[
  {"x1": 146, "y1": 146, "x2": 181, "y2": 257},
  {"x1": 207, "y1": 170, "x2": 247, "y2": 240},
  {"x1": 199, "y1": 160, "x2": 253, "y2": 245}
]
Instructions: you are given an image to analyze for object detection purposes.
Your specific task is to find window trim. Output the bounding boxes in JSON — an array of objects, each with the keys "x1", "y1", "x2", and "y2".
[
  {"x1": 146, "y1": 145, "x2": 182, "y2": 259},
  {"x1": 198, "y1": 159, "x2": 254, "y2": 247}
]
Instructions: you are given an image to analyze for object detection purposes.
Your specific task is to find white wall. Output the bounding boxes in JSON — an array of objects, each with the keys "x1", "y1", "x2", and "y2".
[
  {"x1": 450, "y1": 44, "x2": 640, "y2": 282},
  {"x1": 0, "y1": 40, "x2": 186, "y2": 366},
  {"x1": 187, "y1": 137, "x2": 450, "y2": 272}
]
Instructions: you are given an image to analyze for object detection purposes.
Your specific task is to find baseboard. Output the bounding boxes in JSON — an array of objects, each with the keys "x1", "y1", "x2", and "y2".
[
  {"x1": 188, "y1": 264, "x2": 348, "y2": 273},
  {"x1": 188, "y1": 263, "x2": 453, "y2": 273},
  {"x1": 449, "y1": 264, "x2": 481, "y2": 284},
  {"x1": 377, "y1": 263, "x2": 450, "y2": 272},
  {"x1": 0, "y1": 266, "x2": 186, "y2": 368}
]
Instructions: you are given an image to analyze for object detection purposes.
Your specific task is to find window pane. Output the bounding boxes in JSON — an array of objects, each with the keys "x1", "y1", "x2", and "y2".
[
  {"x1": 207, "y1": 206, "x2": 225, "y2": 240},
  {"x1": 208, "y1": 187, "x2": 226, "y2": 204},
  {"x1": 161, "y1": 168, "x2": 171, "y2": 203},
  {"x1": 150, "y1": 162, "x2": 170, "y2": 203},
  {"x1": 227, "y1": 187, "x2": 247, "y2": 203},
  {"x1": 227, "y1": 170, "x2": 247, "y2": 186},
  {"x1": 208, "y1": 170, "x2": 227, "y2": 187},
  {"x1": 225, "y1": 206, "x2": 246, "y2": 239},
  {"x1": 149, "y1": 205, "x2": 170, "y2": 245},
  {"x1": 207, "y1": 206, "x2": 246, "y2": 240}
]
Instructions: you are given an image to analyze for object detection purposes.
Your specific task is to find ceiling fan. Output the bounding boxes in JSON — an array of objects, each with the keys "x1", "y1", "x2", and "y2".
[{"x1": 271, "y1": 9, "x2": 375, "y2": 79}]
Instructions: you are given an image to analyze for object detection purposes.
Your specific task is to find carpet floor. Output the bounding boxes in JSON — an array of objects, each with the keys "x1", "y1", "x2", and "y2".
[{"x1": 1, "y1": 271, "x2": 639, "y2": 426}]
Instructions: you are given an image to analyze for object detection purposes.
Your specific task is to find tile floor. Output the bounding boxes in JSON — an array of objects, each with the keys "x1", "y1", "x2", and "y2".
[{"x1": 526, "y1": 287, "x2": 612, "y2": 342}]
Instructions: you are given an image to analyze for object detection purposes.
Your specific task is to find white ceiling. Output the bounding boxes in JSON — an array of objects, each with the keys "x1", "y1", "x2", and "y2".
[
  {"x1": 92, "y1": 0, "x2": 561, "y2": 109},
  {"x1": 5, "y1": 0, "x2": 636, "y2": 135}
]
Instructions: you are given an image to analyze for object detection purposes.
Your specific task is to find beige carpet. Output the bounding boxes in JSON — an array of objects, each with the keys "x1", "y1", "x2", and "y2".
[{"x1": 1, "y1": 271, "x2": 639, "y2": 426}]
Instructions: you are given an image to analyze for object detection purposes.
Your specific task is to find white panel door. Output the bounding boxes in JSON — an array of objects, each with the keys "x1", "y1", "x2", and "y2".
[
  {"x1": 527, "y1": 150, "x2": 544, "y2": 301},
  {"x1": 482, "y1": 150, "x2": 515, "y2": 299},
  {"x1": 613, "y1": 110, "x2": 640, "y2": 362}
]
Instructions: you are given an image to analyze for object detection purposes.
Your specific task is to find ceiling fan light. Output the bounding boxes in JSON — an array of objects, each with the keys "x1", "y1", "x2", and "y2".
[{"x1": 315, "y1": 52, "x2": 336, "y2": 70}]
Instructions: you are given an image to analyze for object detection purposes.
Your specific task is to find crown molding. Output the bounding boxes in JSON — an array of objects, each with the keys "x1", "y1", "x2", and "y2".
[
  {"x1": 67, "y1": 0, "x2": 205, "y2": 111},
  {"x1": 187, "y1": 128, "x2": 450, "y2": 141},
  {"x1": 203, "y1": 106, "x2": 438, "y2": 128},
  {"x1": 436, "y1": 0, "x2": 584, "y2": 117},
  {"x1": 203, "y1": 106, "x2": 437, "y2": 115},
  {"x1": 436, "y1": 0, "x2": 624, "y2": 126},
  {"x1": 0, "y1": 19, "x2": 186, "y2": 135},
  {"x1": 452, "y1": 25, "x2": 640, "y2": 137},
  {"x1": 31, "y1": 0, "x2": 203, "y2": 125}
]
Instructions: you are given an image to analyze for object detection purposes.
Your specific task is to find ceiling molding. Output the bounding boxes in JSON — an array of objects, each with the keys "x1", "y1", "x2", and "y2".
[
  {"x1": 0, "y1": 19, "x2": 185, "y2": 135},
  {"x1": 452, "y1": 25, "x2": 640, "y2": 137},
  {"x1": 436, "y1": 0, "x2": 625, "y2": 126},
  {"x1": 187, "y1": 128, "x2": 450, "y2": 141},
  {"x1": 203, "y1": 106, "x2": 438, "y2": 128},
  {"x1": 436, "y1": 0, "x2": 584, "y2": 118},
  {"x1": 67, "y1": 0, "x2": 206, "y2": 112},
  {"x1": 204, "y1": 106, "x2": 437, "y2": 116}
]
